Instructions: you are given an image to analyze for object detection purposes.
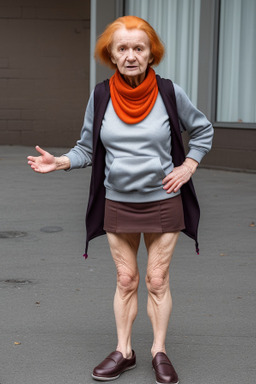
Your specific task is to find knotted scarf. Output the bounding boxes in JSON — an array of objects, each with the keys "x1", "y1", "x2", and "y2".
[{"x1": 109, "y1": 67, "x2": 158, "y2": 124}]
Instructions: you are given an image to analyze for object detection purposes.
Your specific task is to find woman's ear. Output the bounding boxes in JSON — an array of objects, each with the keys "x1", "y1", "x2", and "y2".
[{"x1": 149, "y1": 55, "x2": 154, "y2": 64}]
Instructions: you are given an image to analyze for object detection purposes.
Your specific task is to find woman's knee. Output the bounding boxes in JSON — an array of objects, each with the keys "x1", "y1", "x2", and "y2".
[
  {"x1": 146, "y1": 268, "x2": 169, "y2": 297},
  {"x1": 117, "y1": 271, "x2": 140, "y2": 297}
]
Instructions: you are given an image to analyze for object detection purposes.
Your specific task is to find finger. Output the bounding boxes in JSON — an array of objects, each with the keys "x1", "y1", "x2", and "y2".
[
  {"x1": 163, "y1": 179, "x2": 174, "y2": 190},
  {"x1": 173, "y1": 182, "x2": 183, "y2": 193},
  {"x1": 29, "y1": 164, "x2": 39, "y2": 172},
  {"x1": 163, "y1": 176, "x2": 179, "y2": 190},
  {"x1": 167, "y1": 182, "x2": 182, "y2": 194},
  {"x1": 162, "y1": 173, "x2": 175, "y2": 185},
  {"x1": 35, "y1": 145, "x2": 47, "y2": 155},
  {"x1": 163, "y1": 181, "x2": 175, "y2": 192},
  {"x1": 162, "y1": 166, "x2": 182, "y2": 184},
  {"x1": 27, "y1": 156, "x2": 36, "y2": 162},
  {"x1": 165, "y1": 178, "x2": 182, "y2": 193}
]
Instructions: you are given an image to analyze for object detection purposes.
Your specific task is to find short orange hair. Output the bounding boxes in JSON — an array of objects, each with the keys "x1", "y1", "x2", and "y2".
[{"x1": 94, "y1": 15, "x2": 165, "y2": 69}]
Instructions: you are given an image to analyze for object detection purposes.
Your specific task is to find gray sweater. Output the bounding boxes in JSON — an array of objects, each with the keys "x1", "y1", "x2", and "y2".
[{"x1": 65, "y1": 83, "x2": 213, "y2": 203}]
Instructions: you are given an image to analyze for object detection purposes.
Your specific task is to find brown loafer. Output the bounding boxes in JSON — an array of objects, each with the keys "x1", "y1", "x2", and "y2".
[
  {"x1": 92, "y1": 350, "x2": 136, "y2": 381},
  {"x1": 152, "y1": 352, "x2": 179, "y2": 384}
]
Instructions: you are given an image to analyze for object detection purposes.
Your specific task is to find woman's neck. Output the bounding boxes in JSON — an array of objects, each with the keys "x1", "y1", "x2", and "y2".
[{"x1": 122, "y1": 72, "x2": 146, "y2": 88}]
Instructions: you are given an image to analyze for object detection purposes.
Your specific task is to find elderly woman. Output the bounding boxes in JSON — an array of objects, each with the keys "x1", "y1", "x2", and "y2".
[{"x1": 28, "y1": 16, "x2": 213, "y2": 384}]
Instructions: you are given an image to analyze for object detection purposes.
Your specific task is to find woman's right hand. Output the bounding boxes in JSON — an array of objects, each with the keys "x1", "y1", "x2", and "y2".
[{"x1": 27, "y1": 146, "x2": 57, "y2": 173}]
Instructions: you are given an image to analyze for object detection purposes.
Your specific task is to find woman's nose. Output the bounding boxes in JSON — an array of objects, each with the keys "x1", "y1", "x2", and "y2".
[{"x1": 127, "y1": 49, "x2": 136, "y2": 61}]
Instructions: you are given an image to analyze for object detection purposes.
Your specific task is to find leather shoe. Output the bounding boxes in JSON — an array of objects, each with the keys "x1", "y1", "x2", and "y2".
[
  {"x1": 152, "y1": 352, "x2": 179, "y2": 384},
  {"x1": 92, "y1": 350, "x2": 136, "y2": 381}
]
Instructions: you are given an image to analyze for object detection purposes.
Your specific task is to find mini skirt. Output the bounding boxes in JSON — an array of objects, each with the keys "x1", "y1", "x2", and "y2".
[{"x1": 103, "y1": 195, "x2": 185, "y2": 233}]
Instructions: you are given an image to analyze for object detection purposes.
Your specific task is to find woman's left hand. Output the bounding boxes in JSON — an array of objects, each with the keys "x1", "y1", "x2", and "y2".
[{"x1": 162, "y1": 158, "x2": 198, "y2": 193}]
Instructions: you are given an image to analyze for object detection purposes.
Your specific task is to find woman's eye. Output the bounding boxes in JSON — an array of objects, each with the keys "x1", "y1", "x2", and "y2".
[{"x1": 119, "y1": 47, "x2": 125, "y2": 52}]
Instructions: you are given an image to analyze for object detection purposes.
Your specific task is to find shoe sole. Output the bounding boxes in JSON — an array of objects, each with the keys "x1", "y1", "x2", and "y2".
[
  {"x1": 91, "y1": 363, "x2": 136, "y2": 381},
  {"x1": 156, "y1": 381, "x2": 179, "y2": 384}
]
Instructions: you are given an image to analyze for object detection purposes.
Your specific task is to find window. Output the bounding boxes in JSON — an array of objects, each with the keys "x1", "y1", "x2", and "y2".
[
  {"x1": 125, "y1": 0, "x2": 201, "y2": 106},
  {"x1": 217, "y1": 0, "x2": 256, "y2": 123}
]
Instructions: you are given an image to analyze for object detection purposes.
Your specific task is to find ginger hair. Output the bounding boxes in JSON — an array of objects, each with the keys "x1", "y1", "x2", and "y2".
[{"x1": 94, "y1": 15, "x2": 165, "y2": 69}]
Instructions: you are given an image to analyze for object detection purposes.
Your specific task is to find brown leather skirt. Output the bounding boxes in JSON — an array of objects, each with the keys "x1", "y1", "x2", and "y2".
[{"x1": 103, "y1": 195, "x2": 185, "y2": 233}]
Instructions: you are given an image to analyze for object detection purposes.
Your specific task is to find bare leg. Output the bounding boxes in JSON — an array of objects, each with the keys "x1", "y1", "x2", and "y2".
[
  {"x1": 144, "y1": 232, "x2": 180, "y2": 358},
  {"x1": 107, "y1": 232, "x2": 141, "y2": 358}
]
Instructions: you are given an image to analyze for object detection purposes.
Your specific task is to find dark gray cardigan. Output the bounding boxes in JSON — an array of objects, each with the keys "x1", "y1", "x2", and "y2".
[{"x1": 83, "y1": 76, "x2": 200, "y2": 258}]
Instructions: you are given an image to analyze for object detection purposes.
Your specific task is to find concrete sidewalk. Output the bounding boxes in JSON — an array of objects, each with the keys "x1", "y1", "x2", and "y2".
[{"x1": 0, "y1": 145, "x2": 255, "y2": 384}]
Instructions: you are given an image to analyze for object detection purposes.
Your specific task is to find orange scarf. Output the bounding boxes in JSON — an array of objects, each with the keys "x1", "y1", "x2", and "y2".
[{"x1": 109, "y1": 67, "x2": 158, "y2": 124}]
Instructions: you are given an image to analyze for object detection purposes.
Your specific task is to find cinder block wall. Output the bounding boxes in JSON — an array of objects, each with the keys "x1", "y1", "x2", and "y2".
[{"x1": 0, "y1": 0, "x2": 90, "y2": 147}]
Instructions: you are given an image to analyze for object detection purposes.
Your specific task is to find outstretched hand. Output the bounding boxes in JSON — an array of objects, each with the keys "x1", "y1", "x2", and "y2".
[{"x1": 27, "y1": 146, "x2": 56, "y2": 173}]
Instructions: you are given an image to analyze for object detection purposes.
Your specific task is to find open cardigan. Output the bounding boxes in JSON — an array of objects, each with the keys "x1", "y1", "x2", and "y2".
[{"x1": 83, "y1": 75, "x2": 200, "y2": 258}]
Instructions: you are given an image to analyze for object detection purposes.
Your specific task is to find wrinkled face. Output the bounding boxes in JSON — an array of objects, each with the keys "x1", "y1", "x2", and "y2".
[{"x1": 110, "y1": 27, "x2": 153, "y2": 86}]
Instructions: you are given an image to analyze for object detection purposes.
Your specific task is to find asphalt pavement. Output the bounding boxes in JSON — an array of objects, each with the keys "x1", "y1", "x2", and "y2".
[{"x1": 0, "y1": 145, "x2": 255, "y2": 384}]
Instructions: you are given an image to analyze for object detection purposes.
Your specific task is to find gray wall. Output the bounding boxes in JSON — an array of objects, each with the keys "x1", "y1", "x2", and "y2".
[{"x1": 0, "y1": 0, "x2": 90, "y2": 147}]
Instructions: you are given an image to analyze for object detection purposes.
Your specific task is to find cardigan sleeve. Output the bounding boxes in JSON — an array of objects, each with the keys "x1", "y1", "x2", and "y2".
[
  {"x1": 63, "y1": 90, "x2": 95, "y2": 170},
  {"x1": 173, "y1": 83, "x2": 214, "y2": 164}
]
